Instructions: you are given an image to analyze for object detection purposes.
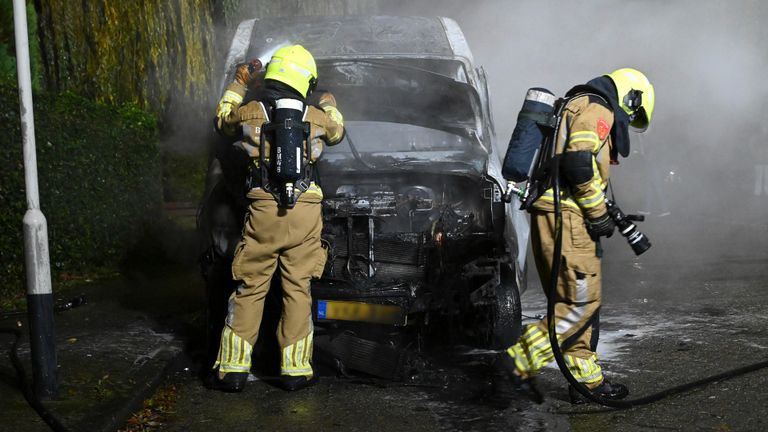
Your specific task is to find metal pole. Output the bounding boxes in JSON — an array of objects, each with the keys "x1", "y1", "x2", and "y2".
[{"x1": 13, "y1": 0, "x2": 58, "y2": 400}]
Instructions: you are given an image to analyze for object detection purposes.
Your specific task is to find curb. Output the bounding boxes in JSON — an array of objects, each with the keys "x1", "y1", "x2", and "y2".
[{"x1": 97, "y1": 350, "x2": 187, "y2": 432}]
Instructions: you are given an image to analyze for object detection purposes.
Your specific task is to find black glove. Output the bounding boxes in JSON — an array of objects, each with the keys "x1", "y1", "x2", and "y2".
[{"x1": 585, "y1": 213, "x2": 616, "y2": 240}]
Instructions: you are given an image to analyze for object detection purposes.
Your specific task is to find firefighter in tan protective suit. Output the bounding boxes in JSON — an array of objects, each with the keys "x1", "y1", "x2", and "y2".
[
  {"x1": 494, "y1": 69, "x2": 656, "y2": 404},
  {"x1": 206, "y1": 45, "x2": 344, "y2": 392}
]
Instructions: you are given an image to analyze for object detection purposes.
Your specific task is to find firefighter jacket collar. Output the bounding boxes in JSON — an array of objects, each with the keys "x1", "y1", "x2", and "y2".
[
  {"x1": 569, "y1": 77, "x2": 632, "y2": 158},
  {"x1": 263, "y1": 80, "x2": 307, "y2": 105}
]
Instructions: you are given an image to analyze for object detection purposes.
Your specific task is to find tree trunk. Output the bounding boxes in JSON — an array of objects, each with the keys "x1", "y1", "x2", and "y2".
[{"x1": 33, "y1": 0, "x2": 217, "y2": 116}]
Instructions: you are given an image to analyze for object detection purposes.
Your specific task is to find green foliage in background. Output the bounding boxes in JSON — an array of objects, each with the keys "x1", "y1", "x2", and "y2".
[
  {"x1": 0, "y1": 83, "x2": 162, "y2": 301},
  {"x1": 0, "y1": 0, "x2": 42, "y2": 89},
  {"x1": 33, "y1": 0, "x2": 216, "y2": 119},
  {"x1": 162, "y1": 151, "x2": 207, "y2": 203}
]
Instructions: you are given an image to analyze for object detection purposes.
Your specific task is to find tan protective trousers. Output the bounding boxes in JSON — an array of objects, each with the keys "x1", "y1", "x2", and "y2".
[
  {"x1": 506, "y1": 210, "x2": 604, "y2": 388},
  {"x1": 214, "y1": 198, "x2": 327, "y2": 377}
]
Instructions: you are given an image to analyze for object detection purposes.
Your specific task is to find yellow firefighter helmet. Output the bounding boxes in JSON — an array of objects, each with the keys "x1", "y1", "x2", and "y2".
[
  {"x1": 606, "y1": 68, "x2": 655, "y2": 132},
  {"x1": 264, "y1": 44, "x2": 318, "y2": 98}
]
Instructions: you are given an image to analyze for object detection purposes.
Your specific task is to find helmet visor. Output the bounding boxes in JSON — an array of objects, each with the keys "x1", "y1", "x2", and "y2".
[{"x1": 629, "y1": 106, "x2": 650, "y2": 132}]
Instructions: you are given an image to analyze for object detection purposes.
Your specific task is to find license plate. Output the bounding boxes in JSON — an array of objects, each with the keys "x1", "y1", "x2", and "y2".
[{"x1": 316, "y1": 300, "x2": 404, "y2": 325}]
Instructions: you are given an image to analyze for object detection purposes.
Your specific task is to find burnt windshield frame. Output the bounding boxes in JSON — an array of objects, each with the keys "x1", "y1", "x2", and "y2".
[{"x1": 315, "y1": 59, "x2": 484, "y2": 140}]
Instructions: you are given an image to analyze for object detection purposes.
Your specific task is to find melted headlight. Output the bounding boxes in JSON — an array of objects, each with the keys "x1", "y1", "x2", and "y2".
[{"x1": 396, "y1": 186, "x2": 435, "y2": 213}]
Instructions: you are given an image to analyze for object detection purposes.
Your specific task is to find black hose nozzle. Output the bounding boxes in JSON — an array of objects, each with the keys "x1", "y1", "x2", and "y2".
[{"x1": 606, "y1": 199, "x2": 651, "y2": 255}]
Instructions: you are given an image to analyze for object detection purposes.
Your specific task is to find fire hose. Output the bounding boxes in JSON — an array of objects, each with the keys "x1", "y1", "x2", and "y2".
[
  {"x1": 544, "y1": 159, "x2": 768, "y2": 408},
  {"x1": 0, "y1": 296, "x2": 85, "y2": 432},
  {"x1": 0, "y1": 326, "x2": 70, "y2": 432}
]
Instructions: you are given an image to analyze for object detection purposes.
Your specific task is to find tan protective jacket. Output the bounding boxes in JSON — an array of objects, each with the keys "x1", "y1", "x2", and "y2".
[
  {"x1": 532, "y1": 95, "x2": 614, "y2": 219},
  {"x1": 216, "y1": 82, "x2": 345, "y2": 203}
]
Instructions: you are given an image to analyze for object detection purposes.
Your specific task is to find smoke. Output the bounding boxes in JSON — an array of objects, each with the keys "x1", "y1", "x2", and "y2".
[
  {"x1": 185, "y1": 2, "x2": 767, "y2": 260},
  {"x1": 380, "y1": 0, "x2": 768, "y2": 256}
]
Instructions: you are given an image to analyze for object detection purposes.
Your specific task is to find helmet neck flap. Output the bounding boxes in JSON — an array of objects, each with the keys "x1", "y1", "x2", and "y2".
[{"x1": 571, "y1": 76, "x2": 632, "y2": 159}]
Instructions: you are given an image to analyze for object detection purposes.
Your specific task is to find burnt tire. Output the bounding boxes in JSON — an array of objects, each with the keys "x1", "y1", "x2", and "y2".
[{"x1": 484, "y1": 282, "x2": 522, "y2": 350}]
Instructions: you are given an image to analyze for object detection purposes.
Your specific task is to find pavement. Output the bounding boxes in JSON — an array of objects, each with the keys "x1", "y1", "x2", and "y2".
[
  {"x1": 1, "y1": 201, "x2": 767, "y2": 432},
  {"x1": 0, "y1": 259, "x2": 205, "y2": 432}
]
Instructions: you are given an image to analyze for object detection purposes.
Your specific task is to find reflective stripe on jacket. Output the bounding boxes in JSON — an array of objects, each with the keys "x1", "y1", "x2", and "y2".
[
  {"x1": 214, "y1": 82, "x2": 345, "y2": 201},
  {"x1": 532, "y1": 95, "x2": 614, "y2": 219}
]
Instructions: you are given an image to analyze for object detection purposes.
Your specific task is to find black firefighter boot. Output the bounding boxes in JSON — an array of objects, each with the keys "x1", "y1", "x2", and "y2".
[
  {"x1": 491, "y1": 353, "x2": 543, "y2": 408},
  {"x1": 568, "y1": 380, "x2": 629, "y2": 404},
  {"x1": 204, "y1": 369, "x2": 248, "y2": 393},
  {"x1": 280, "y1": 374, "x2": 318, "y2": 391}
]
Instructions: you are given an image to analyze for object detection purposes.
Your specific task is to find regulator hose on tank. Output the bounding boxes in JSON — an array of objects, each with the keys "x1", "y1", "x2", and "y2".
[{"x1": 546, "y1": 157, "x2": 768, "y2": 408}]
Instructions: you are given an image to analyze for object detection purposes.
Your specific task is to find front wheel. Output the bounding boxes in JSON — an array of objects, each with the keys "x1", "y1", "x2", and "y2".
[{"x1": 484, "y1": 282, "x2": 522, "y2": 350}]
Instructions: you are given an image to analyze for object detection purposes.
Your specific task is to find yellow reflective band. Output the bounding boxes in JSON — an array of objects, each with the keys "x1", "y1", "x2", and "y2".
[
  {"x1": 507, "y1": 325, "x2": 567, "y2": 375},
  {"x1": 231, "y1": 332, "x2": 238, "y2": 365},
  {"x1": 227, "y1": 328, "x2": 235, "y2": 364},
  {"x1": 513, "y1": 353, "x2": 529, "y2": 372},
  {"x1": 569, "y1": 131, "x2": 599, "y2": 140},
  {"x1": 281, "y1": 333, "x2": 314, "y2": 376},
  {"x1": 223, "y1": 89, "x2": 243, "y2": 105},
  {"x1": 294, "y1": 338, "x2": 303, "y2": 369},
  {"x1": 521, "y1": 324, "x2": 544, "y2": 341},
  {"x1": 283, "y1": 344, "x2": 293, "y2": 372},
  {"x1": 579, "y1": 195, "x2": 605, "y2": 209},
  {"x1": 576, "y1": 189, "x2": 606, "y2": 209},
  {"x1": 508, "y1": 345, "x2": 531, "y2": 373},
  {"x1": 215, "y1": 326, "x2": 253, "y2": 373},
  {"x1": 305, "y1": 332, "x2": 314, "y2": 364},
  {"x1": 568, "y1": 131, "x2": 600, "y2": 148},
  {"x1": 564, "y1": 354, "x2": 603, "y2": 384},
  {"x1": 529, "y1": 338, "x2": 552, "y2": 360},
  {"x1": 524, "y1": 329, "x2": 547, "y2": 347},
  {"x1": 526, "y1": 332, "x2": 548, "y2": 348},
  {"x1": 298, "y1": 181, "x2": 324, "y2": 198},
  {"x1": 539, "y1": 191, "x2": 581, "y2": 209}
]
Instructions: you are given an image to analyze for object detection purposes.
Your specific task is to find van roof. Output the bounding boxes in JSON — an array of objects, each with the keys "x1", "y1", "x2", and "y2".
[{"x1": 245, "y1": 15, "x2": 456, "y2": 59}]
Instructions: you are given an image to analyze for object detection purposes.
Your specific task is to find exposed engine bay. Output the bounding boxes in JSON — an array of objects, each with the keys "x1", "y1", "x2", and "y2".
[{"x1": 313, "y1": 170, "x2": 510, "y2": 323}]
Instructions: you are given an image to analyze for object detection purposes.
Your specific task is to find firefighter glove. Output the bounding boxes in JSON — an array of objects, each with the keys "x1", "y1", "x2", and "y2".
[
  {"x1": 234, "y1": 59, "x2": 263, "y2": 86},
  {"x1": 585, "y1": 213, "x2": 615, "y2": 240},
  {"x1": 215, "y1": 89, "x2": 243, "y2": 130},
  {"x1": 315, "y1": 91, "x2": 337, "y2": 109},
  {"x1": 316, "y1": 92, "x2": 344, "y2": 126}
]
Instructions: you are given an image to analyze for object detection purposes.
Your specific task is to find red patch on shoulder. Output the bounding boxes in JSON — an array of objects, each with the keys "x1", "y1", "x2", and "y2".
[{"x1": 597, "y1": 118, "x2": 610, "y2": 141}]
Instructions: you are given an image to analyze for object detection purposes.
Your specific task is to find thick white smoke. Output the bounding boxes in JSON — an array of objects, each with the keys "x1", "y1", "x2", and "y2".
[{"x1": 383, "y1": 0, "x2": 768, "y2": 222}]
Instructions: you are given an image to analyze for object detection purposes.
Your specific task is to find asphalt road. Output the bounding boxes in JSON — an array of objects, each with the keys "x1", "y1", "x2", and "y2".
[{"x1": 149, "y1": 209, "x2": 768, "y2": 432}]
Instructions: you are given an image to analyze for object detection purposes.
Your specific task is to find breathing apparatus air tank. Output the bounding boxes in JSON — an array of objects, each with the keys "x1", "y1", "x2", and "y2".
[
  {"x1": 502, "y1": 88, "x2": 557, "y2": 183},
  {"x1": 262, "y1": 98, "x2": 310, "y2": 208}
]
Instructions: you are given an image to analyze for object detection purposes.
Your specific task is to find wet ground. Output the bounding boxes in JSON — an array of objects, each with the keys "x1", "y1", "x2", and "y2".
[
  {"x1": 1, "y1": 207, "x2": 766, "y2": 432},
  {"x1": 154, "y1": 211, "x2": 768, "y2": 432}
]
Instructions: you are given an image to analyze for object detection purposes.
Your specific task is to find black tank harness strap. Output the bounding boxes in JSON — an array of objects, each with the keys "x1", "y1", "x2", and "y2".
[{"x1": 251, "y1": 99, "x2": 314, "y2": 207}]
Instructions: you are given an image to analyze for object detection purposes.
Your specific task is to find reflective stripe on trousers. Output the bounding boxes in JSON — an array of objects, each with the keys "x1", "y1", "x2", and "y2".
[
  {"x1": 506, "y1": 324, "x2": 604, "y2": 386},
  {"x1": 213, "y1": 325, "x2": 253, "y2": 374},
  {"x1": 281, "y1": 331, "x2": 314, "y2": 376}
]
